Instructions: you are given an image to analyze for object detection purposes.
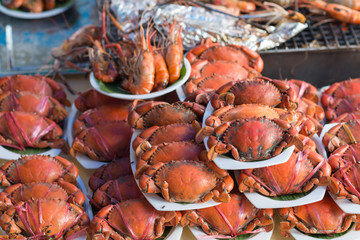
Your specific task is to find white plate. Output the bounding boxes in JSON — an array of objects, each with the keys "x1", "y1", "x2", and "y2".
[
  {"x1": 0, "y1": 108, "x2": 69, "y2": 161},
  {"x1": 330, "y1": 192, "x2": 360, "y2": 214},
  {"x1": 90, "y1": 58, "x2": 191, "y2": 100},
  {"x1": 176, "y1": 82, "x2": 187, "y2": 101},
  {"x1": 130, "y1": 129, "x2": 221, "y2": 211},
  {"x1": 165, "y1": 226, "x2": 184, "y2": 240},
  {"x1": 66, "y1": 104, "x2": 108, "y2": 169},
  {"x1": 189, "y1": 225, "x2": 273, "y2": 240},
  {"x1": 235, "y1": 134, "x2": 328, "y2": 209},
  {"x1": 202, "y1": 102, "x2": 294, "y2": 170},
  {"x1": 289, "y1": 223, "x2": 360, "y2": 240},
  {"x1": 0, "y1": 176, "x2": 92, "y2": 240},
  {"x1": 0, "y1": 0, "x2": 74, "y2": 19}
]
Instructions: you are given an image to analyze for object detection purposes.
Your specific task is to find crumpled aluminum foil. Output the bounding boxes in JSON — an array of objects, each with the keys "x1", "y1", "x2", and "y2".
[{"x1": 110, "y1": 1, "x2": 307, "y2": 51}]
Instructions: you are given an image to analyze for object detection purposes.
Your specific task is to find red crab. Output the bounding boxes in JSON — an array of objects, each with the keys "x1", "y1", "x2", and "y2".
[
  {"x1": 128, "y1": 101, "x2": 205, "y2": 129},
  {"x1": 0, "y1": 180, "x2": 85, "y2": 210},
  {"x1": 0, "y1": 74, "x2": 69, "y2": 106},
  {"x1": 74, "y1": 89, "x2": 132, "y2": 112},
  {"x1": 328, "y1": 162, "x2": 360, "y2": 204},
  {"x1": 323, "y1": 95, "x2": 360, "y2": 122},
  {"x1": 88, "y1": 157, "x2": 132, "y2": 192},
  {"x1": 71, "y1": 106, "x2": 133, "y2": 161},
  {"x1": 321, "y1": 78, "x2": 360, "y2": 105},
  {"x1": 186, "y1": 37, "x2": 264, "y2": 72},
  {"x1": 322, "y1": 120, "x2": 360, "y2": 152},
  {"x1": 89, "y1": 198, "x2": 181, "y2": 240},
  {"x1": 0, "y1": 199, "x2": 90, "y2": 239},
  {"x1": 139, "y1": 159, "x2": 233, "y2": 203},
  {"x1": 204, "y1": 104, "x2": 321, "y2": 136},
  {"x1": 278, "y1": 193, "x2": 360, "y2": 237},
  {"x1": 0, "y1": 111, "x2": 64, "y2": 151},
  {"x1": 132, "y1": 122, "x2": 200, "y2": 154},
  {"x1": 91, "y1": 175, "x2": 143, "y2": 209},
  {"x1": 211, "y1": 77, "x2": 297, "y2": 110},
  {"x1": 197, "y1": 117, "x2": 302, "y2": 162},
  {"x1": 327, "y1": 143, "x2": 360, "y2": 171},
  {"x1": 331, "y1": 112, "x2": 360, "y2": 123},
  {"x1": 0, "y1": 155, "x2": 79, "y2": 187},
  {"x1": 0, "y1": 91, "x2": 68, "y2": 123},
  {"x1": 181, "y1": 193, "x2": 273, "y2": 237},
  {"x1": 135, "y1": 141, "x2": 206, "y2": 178},
  {"x1": 238, "y1": 149, "x2": 331, "y2": 196},
  {"x1": 184, "y1": 75, "x2": 237, "y2": 96},
  {"x1": 288, "y1": 79, "x2": 319, "y2": 104}
]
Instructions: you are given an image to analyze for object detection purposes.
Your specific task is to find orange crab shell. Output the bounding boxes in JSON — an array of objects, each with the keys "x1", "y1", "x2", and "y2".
[
  {"x1": 89, "y1": 198, "x2": 181, "y2": 240},
  {"x1": 181, "y1": 193, "x2": 273, "y2": 237},
  {"x1": 0, "y1": 155, "x2": 78, "y2": 187}
]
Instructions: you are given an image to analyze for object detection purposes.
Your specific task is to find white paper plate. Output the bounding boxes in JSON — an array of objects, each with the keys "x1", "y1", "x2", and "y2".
[
  {"x1": 66, "y1": 104, "x2": 108, "y2": 169},
  {"x1": 0, "y1": 109, "x2": 69, "y2": 161},
  {"x1": 90, "y1": 58, "x2": 191, "y2": 100},
  {"x1": 176, "y1": 82, "x2": 187, "y2": 101},
  {"x1": 202, "y1": 102, "x2": 295, "y2": 170},
  {"x1": 130, "y1": 129, "x2": 221, "y2": 211},
  {"x1": 165, "y1": 226, "x2": 184, "y2": 240},
  {"x1": 189, "y1": 225, "x2": 273, "y2": 240},
  {"x1": 235, "y1": 134, "x2": 328, "y2": 209},
  {"x1": 0, "y1": 0, "x2": 74, "y2": 19},
  {"x1": 289, "y1": 223, "x2": 360, "y2": 240},
  {"x1": 0, "y1": 176, "x2": 92, "y2": 240},
  {"x1": 330, "y1": 192, "x2": 360, "y2": 214}
]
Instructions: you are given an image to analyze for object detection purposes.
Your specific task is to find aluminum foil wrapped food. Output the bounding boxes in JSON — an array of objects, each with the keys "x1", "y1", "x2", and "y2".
[{"x1": 110, "y1": 1, "x2": 307, "y2": 51}]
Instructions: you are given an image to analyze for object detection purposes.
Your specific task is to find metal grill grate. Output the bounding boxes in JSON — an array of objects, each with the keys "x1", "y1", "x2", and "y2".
[{"x1": 263, "y1": 16, "x2": 360, "y2": 53}]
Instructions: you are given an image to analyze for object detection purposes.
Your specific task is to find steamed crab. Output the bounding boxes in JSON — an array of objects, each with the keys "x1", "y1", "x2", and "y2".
[
  {"x1": 181, "y1": 193, "x2": 273, "y2": 238},
  {"x1": 0, "y1": 181, "x2": 85, "y2": 210},
  {"x1": 128, "y1": 101, "x2": 205, "y2": 129},
  {"x1": 89, "y1": 198, "x2": 181, "y2": 240},
  {"x1": 0, "y1": 155, "x2": 79, "y2": 187},
  {"x1": 327, "y1": 143, "x2": 360, "y2": 171},
  {"x1": 0, "y1": 111, "x2": 64, "y2": 151},
  {"x1": 323, "y1": 95, "x2": 360, "y2": 122},
  {"x1": 0, "y1": 199, "x2": 89, "y2": 239},
  {"x1": 139, "y1": 159, "x2": 233, "y2": 203},
  {"x1": 321, "y1": 78, "x2": 360, "y2": 104},
  {"x1": 322, "y1": 120, "x2": 360, "y2": 152},
  {"x1": 238, "y1": 149, "x2": 331, "y2": 196},
  {"x1": 211, "y1": 77, "x2": 297, "y2": 110},
  {"x1": 197, "y1": 117, "x2": 302, "y2": 162},
  {"x1": 278, "y1": 193, "x2": 360, "y2": 237}
]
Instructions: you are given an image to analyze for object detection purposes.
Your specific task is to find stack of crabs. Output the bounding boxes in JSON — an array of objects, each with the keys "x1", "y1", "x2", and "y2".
[
  {"x1": 0, "y1": 74, "x2": 69, "y2": 152},
  {"x1": 0, "y1": 154, "x2": 90, "y2": 239},
  {"x1": 83, "y1": 39, "x2": 360, "y2": 239}
]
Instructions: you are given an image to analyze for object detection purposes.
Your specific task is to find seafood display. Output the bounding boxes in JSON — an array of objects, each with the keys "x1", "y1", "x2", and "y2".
[{"x1": 1, "y1": 0, "x2": 70, "y2": 13}]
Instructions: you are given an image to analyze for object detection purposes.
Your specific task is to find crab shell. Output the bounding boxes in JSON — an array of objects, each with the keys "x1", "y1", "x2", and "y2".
[
  {"x1": 0, "y1": 111, "x2": 64, "y2": 151},
  {"x1": 71, "y1": 120, "x2": 133, "y2": 162},
  {"x1": 321, "y1": 78, "x2": 360, "y2": 106},
  {"x1": 0, "y1": 155, "x2": 79, "y2": 187},
  {"x1": 322, "y1": 120, "x2": 360, "y2": 153},
  {"x1": 186, "y1": 38, "x2": 264, "y2": 72},
  {"x1": 0, "y1": 181, "x2": 85, "y2": 211},
  {"x1": 278, "y1": 193, "x2": 360, "y2": 237},
  {"x1": 238, "y1": 149, "x2": 331, "y2": 196},
  {"x1": 128, "y1": 101, "x2": 205, "y2": 129},
  {"x1": 327, "y1": 143, "x2": 360, "y2": 171},
  {"x1": 0, "y1": 91, "x2": 68, "y2": 123},
  {"x1": 288, "y1": 79, "x2": 319, "y2": 104},
  {"x1": 328, "y1": 162, "x2": 360, "y2": 204},
  {"x1": 135, "y1": 141, "x2": 206, "y2": 178},
  {"x1": 211, "y1": 77, "x2": 297, "y2": 110},
  {"x1": 139, "y1": 160, "x2": 233, "y2": 203},
  {"x1": 0, "y1": 199, "x2": 89, "y2": 239},
  {"x1": 184, "y1": 75, "x2": 237, "y2": 95},
  {"x1": 324, "y1": 95, "x2": 360, "y2": 122},
  {"x1": 89, "y1": 198, "x2": 181, "y2": 240},
  {"x1": 92, "y1": 175, "x2": 143, "y2": 209},
  {"x1": 74, "y1": 89, "x2": 132, "y2": 112},
  {"x1": 88, "y1": 157, "x2": 132, "y2": 192},
  {"x1": 132, "y1": 122, "x2": 200, "y2": 152},
  {"x1": 203, "y1": 118, "x2": 302, "y2": 162},
  {"x1": 331, "y1": 112, "x2": 360, "y2": 123},
  {"x1": 181, "y1": 193, "x2": 273, "y2": 237},
  {"x1": 0, "y1": 74, "x2": 69, "y2": 106}
]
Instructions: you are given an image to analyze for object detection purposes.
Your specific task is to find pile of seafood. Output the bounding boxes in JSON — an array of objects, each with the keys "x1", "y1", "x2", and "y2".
[
  {"x1": 0, "y1": 74, "x2": 69, "y2": 151},
  {"x1": 1, "y1": 0, "x2": 70, "y2": 13},
  {"x1": 70, "y1": 89, "x2": 133, "y2": 162},
  {"x1": 0, "y1": 154, "x2": 89, "y2": 239}
]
